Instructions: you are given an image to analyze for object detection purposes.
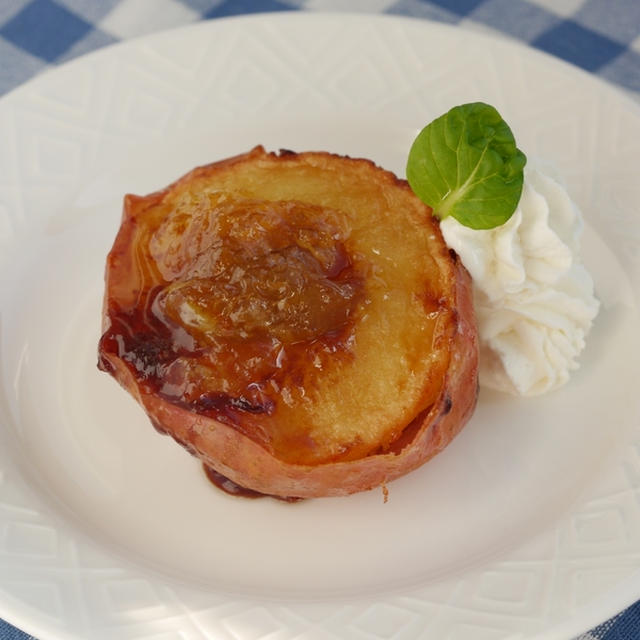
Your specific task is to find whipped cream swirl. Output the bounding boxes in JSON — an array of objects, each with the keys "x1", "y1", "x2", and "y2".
[{"x1": 440, "y1": 165, "x2": 599, "y2": 396}]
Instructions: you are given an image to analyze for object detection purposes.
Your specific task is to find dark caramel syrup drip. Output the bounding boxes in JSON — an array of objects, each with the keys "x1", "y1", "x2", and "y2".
[
  {"x1": 202, "y1": 464, "x2": 302, "y2": 502},
  {"x1": 98, "y1": 286, "x2": 180, "y2": 385},
  {"x1": 98, "y1": 305, "x2": 272, "y2": 426}
]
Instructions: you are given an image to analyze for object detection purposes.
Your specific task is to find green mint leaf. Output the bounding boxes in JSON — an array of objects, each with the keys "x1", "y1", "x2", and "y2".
[{"x1": 406, "y1": 102, "x2": 527, "y2": 230}]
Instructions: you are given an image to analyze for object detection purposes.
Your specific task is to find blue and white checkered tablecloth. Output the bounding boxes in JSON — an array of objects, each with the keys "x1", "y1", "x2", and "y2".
[{"x1": 0, "y1": 1, "x2": 638, "y2": 639}]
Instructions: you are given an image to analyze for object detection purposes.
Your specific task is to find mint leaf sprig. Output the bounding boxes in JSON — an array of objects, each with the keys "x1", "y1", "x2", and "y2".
[{"x1": 406, "y1": 102, "x2": 527, "y2": 230}]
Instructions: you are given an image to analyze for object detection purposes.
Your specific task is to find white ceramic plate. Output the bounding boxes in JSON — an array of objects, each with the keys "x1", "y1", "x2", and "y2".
[{"x1": 1, "y1": 13, "x2": 640, "y2": 640}]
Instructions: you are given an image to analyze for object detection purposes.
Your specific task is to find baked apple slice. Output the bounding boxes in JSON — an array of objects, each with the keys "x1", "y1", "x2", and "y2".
[{"x1": 98, "y1": 146, "x2": 478, "y2": 498}]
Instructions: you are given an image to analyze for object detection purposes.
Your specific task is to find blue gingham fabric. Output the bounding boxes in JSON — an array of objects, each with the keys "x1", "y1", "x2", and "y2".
[
  {"x1": 0, "y1": 1, "x2": 639, "y2": 639},
  {"x1": 0, "y1": 0, "x2": 639, "y2": 97}
]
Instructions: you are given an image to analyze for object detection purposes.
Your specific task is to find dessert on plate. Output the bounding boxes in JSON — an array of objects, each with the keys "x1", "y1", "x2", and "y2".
[
  {"x1": 98, "y1": 145, "x2": 479, "y2": 499},
  {"x1": 98, "y1": 102, "x2": 599, "y2": 500}
]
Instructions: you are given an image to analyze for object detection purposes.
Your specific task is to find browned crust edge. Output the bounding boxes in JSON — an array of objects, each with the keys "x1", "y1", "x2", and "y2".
[{"x1": 99, "y1": 146, "x2": 479, "y2": 498}]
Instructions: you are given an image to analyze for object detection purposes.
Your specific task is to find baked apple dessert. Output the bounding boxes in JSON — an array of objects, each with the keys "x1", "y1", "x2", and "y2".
[{"x1": 98, "y1": 146, "x2": 478, "y2": 499}]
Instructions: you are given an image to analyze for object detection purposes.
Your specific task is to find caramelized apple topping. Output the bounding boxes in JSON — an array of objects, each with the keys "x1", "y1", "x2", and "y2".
[
  {"x1": 151, "y1": 195, "x2": 359, "y2": 344},
  {"x1": 99, "y1": 147, "x2": 478, "y2": 480},
  {"x1": 99, "y1": 191, "x2": 366, "y2": 441}
]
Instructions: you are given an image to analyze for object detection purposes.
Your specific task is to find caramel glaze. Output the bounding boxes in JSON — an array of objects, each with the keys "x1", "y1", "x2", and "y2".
[
  {"x1": 98, "y1": 194, "x2": 366, "y2": 471},
  {"x1": 203, "y1": 464, "x2": 302, "y2": 502}
]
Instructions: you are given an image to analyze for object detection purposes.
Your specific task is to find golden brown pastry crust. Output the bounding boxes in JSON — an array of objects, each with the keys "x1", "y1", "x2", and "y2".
[{"x1": 98, "y1": 146, "x2": 479, "y2": 498}]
